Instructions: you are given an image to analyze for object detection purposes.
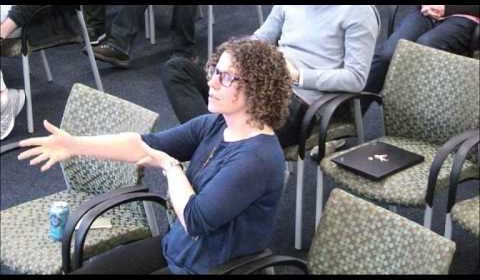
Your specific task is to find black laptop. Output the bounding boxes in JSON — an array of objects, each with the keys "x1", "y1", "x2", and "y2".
[{"x1": 331, "y1": 142, "x2": 424, "y2": 181}]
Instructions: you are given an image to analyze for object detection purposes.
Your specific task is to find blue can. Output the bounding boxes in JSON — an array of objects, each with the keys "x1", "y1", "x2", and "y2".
[{"x1": 48, "y1": 201, "x2": 70, "y2": 241}]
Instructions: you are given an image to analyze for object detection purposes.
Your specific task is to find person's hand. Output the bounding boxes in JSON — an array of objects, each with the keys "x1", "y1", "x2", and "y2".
[
  {"x1": 135, "y1": 141, "x2": 176, "y2": 170},
  {"x1": 18, "y1": 120, "x2": 75, "y2": 172},
  {"x1": 421, "y1": 5, "x2": 445, "y2": 21},
  {"x1": 284, "y1": 57, "x2": 299, "y2": 84}
]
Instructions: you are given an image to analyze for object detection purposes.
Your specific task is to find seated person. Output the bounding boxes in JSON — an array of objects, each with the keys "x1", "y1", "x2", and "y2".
[
  {"x1": 83, "y1": 5, "x2": 197, "y2": 68},
  {"x1": 161, "y1": 5, "x2": 379, "y2": 148},
  {"x1": 364, "y1": 5, "x2": 480, "y2": 93},
  {"x1": 17, "y1": 38, "x2": 291, "y2": 274},
  {"x1": 0, "y1": 71, "x2": 25, "y2": 140}
]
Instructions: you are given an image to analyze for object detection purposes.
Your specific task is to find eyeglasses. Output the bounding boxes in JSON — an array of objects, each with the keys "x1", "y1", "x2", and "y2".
[{"x1": 206, "y1": 65, "x2": 242, "y2": 88}]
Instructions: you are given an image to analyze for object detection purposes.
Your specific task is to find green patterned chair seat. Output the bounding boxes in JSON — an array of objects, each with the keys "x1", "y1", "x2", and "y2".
[
  {"x1": 451, "y1": 196, "x2": 480, "y2": 238},
  {"x1": 283, "y1": 121, "x2": 355, "y2": 161},
  {"x1": 307, "y1": 189, "x2": 456, "y2": 274},
  {"x1": 0, "y1": 189, "x2": 150, "y2": 274},
  {"x1": 320, "y1": 136, "x2": 479, "y2": 208}
]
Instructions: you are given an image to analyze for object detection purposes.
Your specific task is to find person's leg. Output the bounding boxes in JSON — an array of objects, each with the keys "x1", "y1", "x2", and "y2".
[
  {"x1": 364, "y1": 9, "x2": 435, "y2": 94},
  {"x1": 170, "y1": 5, "x2": 197, "y2": 59},
  {"x1": 82, "y1": 5, "x2": 106, "y2": 42},
  {"x1": 107, "y1": 5, "x2": 146, "y2": 55},
  {"x1": 416, "y1": 16, "x2": 477, "y2": 55},
  {"x1": 93, "y1": 5, "x2": 146, "y2": 68},
  {"x1": 160, "y1": 56, "x2": 209, "y2": 123},
  {"x1": 274, "y1": 94, "x2": 308, "y2": 148},
  {"x1": 1, "y1": 70, "x2": 25, "y2": 140}
]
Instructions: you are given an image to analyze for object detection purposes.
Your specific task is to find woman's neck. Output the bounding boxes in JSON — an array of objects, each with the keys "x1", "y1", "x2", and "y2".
[{"x1": 222, "y1": 113, "x2": 274, "y2": 142}]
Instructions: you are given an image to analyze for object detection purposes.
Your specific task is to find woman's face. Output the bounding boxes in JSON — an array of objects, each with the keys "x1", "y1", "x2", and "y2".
[{"x1": 207, "y1": 51, "x2": 247, "y2": 115}]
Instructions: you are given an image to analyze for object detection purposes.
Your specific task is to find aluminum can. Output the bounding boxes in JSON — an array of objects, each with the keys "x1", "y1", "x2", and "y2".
[{"x1": 48, "y1": 201, "x2": 70, "y2": 241}]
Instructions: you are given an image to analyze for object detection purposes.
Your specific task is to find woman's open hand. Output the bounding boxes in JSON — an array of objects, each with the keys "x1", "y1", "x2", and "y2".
[
  {"x1": 18, "y1": 120, "x2": 75, "y2": 172},
  {"x1": 135, "y1": 141, "x2": 175, "y2": 170}
]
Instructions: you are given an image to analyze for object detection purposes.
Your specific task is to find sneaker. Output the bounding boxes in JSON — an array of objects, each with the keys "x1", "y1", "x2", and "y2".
[
  {"x1": 1, "y1": 88, "x2": 25, "y2": 140},
  {"x1": 93, "y1": 43, "x2": 130, "y2": 68},
  {"x1": 310, "y1": 139, "x2": 347, "y2": 159},
  {"x1": 89, "y1": 33, "x2": 106, "y2": 47}
]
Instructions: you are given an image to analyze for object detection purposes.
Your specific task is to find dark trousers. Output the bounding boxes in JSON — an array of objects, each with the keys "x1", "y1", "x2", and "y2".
[
  {"x1": 364, "y1": 9, "x2": 478, "y2": 94},
  {"x1": 161, "y1": 56, "x2": 308, "y2": 148},
  {"x1": 83, "y1": 5, "x2": 197, "y2": 56}
]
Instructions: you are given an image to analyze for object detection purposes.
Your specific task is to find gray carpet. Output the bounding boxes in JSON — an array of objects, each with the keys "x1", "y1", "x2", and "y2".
[{"x1": 1, "y1": 5, "x2": 478, "y2": 275}]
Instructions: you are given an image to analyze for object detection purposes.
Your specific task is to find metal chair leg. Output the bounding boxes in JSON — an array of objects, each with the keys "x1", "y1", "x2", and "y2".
[
  {"x1": 256, "y1": 5, "x2": 264, "y2": 27},
  {"x1": 22, "y1": 55, "x2": 34, "y2": 133},
  {"x1": 315, "y1": 165, "x2": 324, "y2": 228},
  {"x1": 208, "y1": 5, "x2": 214, "y2": 58},
  {"x1": 148, "y1": 5, "x2": 155, "y2": 45},
  {"x1": 295, "y1": 156, "x2": 304, "y2": 250},
  {"x1": 76, "y1": 9, "x2": 104, "y2": 92},
  {"x1": 40, "y1": 50, "x2": 53, "y2": 82},
  {"x1": 145, "y1": 9, "x2": 150, "y2": 39}
]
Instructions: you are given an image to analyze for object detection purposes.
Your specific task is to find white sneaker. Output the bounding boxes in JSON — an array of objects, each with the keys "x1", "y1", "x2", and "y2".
[
  {"x1": 310, "y1": 139, "x2": 347, "y2": 158},
  {"x1": 1, "y1": 89, "x2": 25, "y2": 140}
]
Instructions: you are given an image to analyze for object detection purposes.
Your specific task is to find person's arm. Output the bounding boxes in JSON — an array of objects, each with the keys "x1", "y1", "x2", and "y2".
[
  {"x1": 18, "y1": 120, "x2": 149, "y2": 172},
  {"x1": 182, "y1": 153, "x2": 274, "y2": 237},
  {"x1": 301, "y1": 8, "x2": 379, "y2": 92},
  {"x1": 251, "y1": 5, "x2": 284, "y2": 44}
]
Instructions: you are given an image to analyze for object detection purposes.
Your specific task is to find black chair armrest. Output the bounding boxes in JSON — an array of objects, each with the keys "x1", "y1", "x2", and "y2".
[
  {"x1": 446, "y1": 133, "x2": 479, "y2": 213},
  {"x1": 425, "y1": 129, "x2": 479, "y2": 207},
  {"x1": 61, "y1": 185, "x2": 149, "y2": 273},
  {"x1": 298, "y1": 93, "x2": 348, "y2": 159},
  {"x1": 71, "y1": 192, "x2": 167, "y2": 271},
  {"x1": 312, "y1": 92, "x2": 382, "y2": 162},
  {"x1": 225, "y1": 254, "x2": 308, "y2": 275},
  {"x1": 209, "y1": 249, "x2": 273, "y2": 274}
]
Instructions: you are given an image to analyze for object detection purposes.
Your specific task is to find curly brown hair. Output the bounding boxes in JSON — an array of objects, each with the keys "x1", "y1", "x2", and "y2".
[{"x1": 206, "y1": 37, "x2": 292, "y2": 130}]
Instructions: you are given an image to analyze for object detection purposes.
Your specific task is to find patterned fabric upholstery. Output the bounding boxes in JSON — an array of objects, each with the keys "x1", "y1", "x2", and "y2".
[
  {"x1": 321, "y1": 136, "x2": 479, "y2": 207},
  {"x1": 451, "y1": 196, "x2": 480, "y2": 238},
  {"x1": 383, "y1": 40, "x2": 479, "y2": 145},
  {"x1": 283, "y1": 121, "x2": 355, "y2": 161},
  {"x1": 60, "y1": 83, "x2": 158, "y2": 194},
  {"x1": 0, "y1": 83, "x2": 159, "y2": 274},
  {"x1": 0, "y1": 190, "x2": 150, "y2": 274},
  {"x1": 307, "y1": 189, "x2": 456, "y2": 274}
]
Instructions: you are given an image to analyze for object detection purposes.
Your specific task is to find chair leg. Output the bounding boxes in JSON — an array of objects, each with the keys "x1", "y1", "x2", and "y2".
[
  {"x1": 76, "y1": 9, "x2": 104, "y2": 92},
  {"x1": 144, "y1": 201, "x2": 161, "y2": 236},
  {"x1": 22, "y1": 55, "x2": 34, "y2": 133},
  {"x1": 145, "y1": 9, "x2": 150, "y2": 39},
  {"x1": 444, "y1": 213, "x2": 453, "y2": 240},
  {"x1": 295, "y1": 156, "x2": 304, "y2": 250},
  {"x1": 423, "y1": 205, "x2": 433, "y2": 229},
  {"x1": 353, "y1": 99, "x2": 365, "y2": 143},
  {"x1": 207, "y1": 5, "x2": 214, "y2": 58},
  {"x1": 315, "y1": 165, "x2": 324, "y2": 228},
  {"x1": 148, "y1": 5, "x2": 155, "y2": 45},
  {"x1": 282, "y1": 161, "x2": 292, "y2": 194},
  {"x1": 40, "y1": 50, "x2": 53, "y2": 82},
  {"x1": 256, "y1": 5, "x2": 264, "y2": 27}
]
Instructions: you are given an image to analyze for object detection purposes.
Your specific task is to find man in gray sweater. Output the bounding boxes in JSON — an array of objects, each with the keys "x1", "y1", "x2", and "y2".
[{"x1": 161, "y1": 5, "x2": 379, "y2": 147}]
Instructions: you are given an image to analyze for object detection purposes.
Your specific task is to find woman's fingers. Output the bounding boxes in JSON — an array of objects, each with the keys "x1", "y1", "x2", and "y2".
[
  {"x1": 18, "y1": 147, "x2": 44, "y2": 160},
  {"x1": 30, "y1": 153, "x2": 49, "y2": 166},
  {"x1": 18, "y1": 136, "x2": 48, "y2": 148},
  {"x1": 41, "y1": 158, "x2": 56, "y2": 172},
  {"x1": 43, "y1": 120, "x2": 61, "y2": 135},
  {"x1": 136, "y1": 156, "x2": 152, "y2": 166}
]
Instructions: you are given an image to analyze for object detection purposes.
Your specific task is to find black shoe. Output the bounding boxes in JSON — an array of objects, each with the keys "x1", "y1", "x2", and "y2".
[
  {"x1": 93, "y1": 43, "x2": 130, "y2": 68},
  {"x1": 89, "y1": 33, "x2": 106, "y2": 46}
]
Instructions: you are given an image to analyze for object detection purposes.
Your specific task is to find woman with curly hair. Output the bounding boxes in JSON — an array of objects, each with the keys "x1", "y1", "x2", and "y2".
[{"x1": 17, "y1": 38, "x2": 292, "y2": 274}]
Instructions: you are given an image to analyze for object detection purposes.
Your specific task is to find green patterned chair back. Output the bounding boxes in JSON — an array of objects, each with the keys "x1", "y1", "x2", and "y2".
[
  {"x1": 382, "y1": 39, "x2": 480, "y2": 145},
  {"x1": 59, "y1": 83, "x2": 159, "y2": 194},
  {"x1": 307, "y1": 189, "x2": 456, "y2": 274}
]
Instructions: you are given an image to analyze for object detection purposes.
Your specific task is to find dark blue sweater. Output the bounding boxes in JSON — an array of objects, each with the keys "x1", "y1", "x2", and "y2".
[{"x1": 141, "y1": 114, "x2": 285, "y2": 274}]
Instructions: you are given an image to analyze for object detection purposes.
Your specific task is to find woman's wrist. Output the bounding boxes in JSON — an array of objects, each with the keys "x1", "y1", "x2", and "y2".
[{"x1": 162, "y1": 158, "x2": 183, "y2": 175}]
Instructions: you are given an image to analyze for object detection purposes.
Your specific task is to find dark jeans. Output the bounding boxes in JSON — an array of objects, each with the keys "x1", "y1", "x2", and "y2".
[
  {"x1": 364, "y1": 9, "x2": 478, "y2": 94},
  {"x1": 83, "y1": 5, "x2": 196, "y2": 56},
  {"x1": 160, "y1": 56, "x2": 308, "y2": 148}
]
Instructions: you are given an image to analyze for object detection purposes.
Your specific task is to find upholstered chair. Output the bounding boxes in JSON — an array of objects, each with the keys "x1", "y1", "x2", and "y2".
[{"x1": 1, "y1": 83, "x2": 159, "y2": 274}]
